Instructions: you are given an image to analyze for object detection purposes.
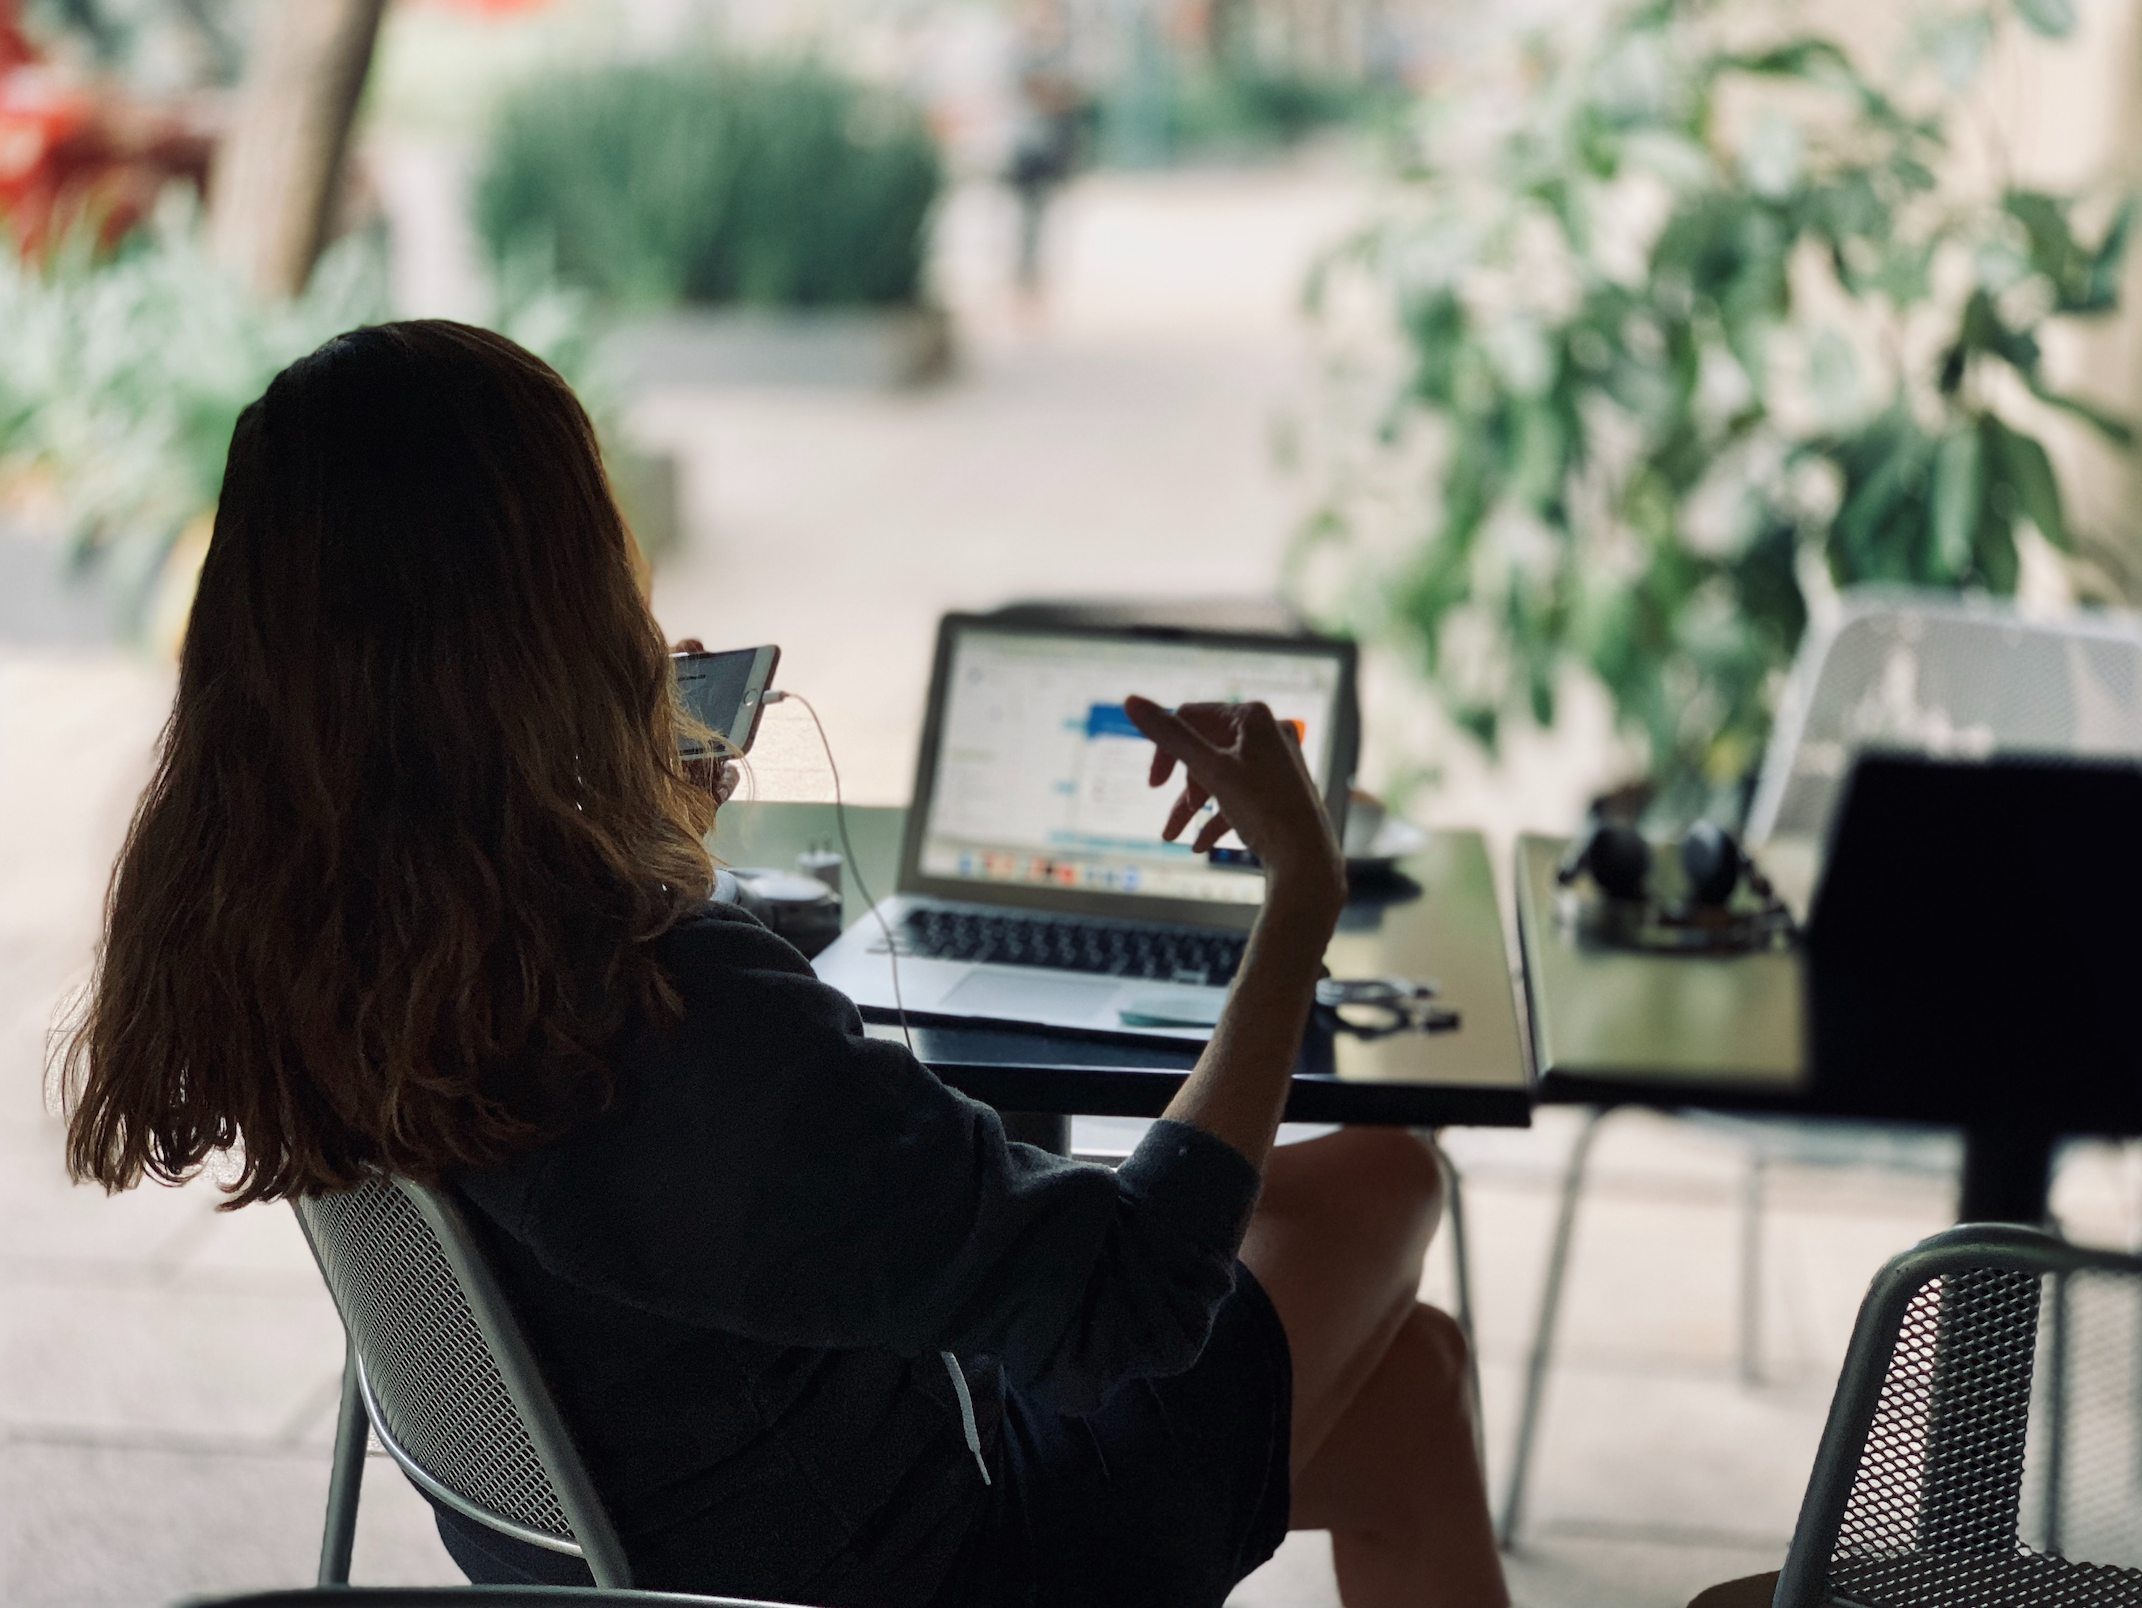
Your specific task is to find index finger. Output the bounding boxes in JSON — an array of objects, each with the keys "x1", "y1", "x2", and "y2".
[{"x1": 1124, "y1": 694, "x2": 1222, "y2": 786}]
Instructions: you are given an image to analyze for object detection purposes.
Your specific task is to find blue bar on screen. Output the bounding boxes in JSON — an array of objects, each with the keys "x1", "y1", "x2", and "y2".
[{"x1": 1085, "y1": 703, "x2": 1143, "y2": 739}]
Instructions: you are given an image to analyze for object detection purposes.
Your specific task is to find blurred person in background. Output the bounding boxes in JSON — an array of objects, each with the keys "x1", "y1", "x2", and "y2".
[{"x1": 1005, "y1": 0, "x2": 1087, "y2": 299}]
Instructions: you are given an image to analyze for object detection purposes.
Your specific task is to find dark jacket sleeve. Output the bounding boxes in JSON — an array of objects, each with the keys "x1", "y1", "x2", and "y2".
[{"x1": 459, "y1": 904, "x2": 1263, "y2": 1416}]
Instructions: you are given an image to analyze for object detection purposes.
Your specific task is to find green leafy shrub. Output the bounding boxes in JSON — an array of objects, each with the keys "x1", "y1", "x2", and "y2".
[
  {"x1": 1298, "y1": 0, "x2": 2133, "y2": 816},
  {"x1": 0, "y1": 219, "x2": 390, "y2": 617},
  {"x1": 1100, "y1": 14, "x2": 1387, "y2": 167},
  {"x1": 1166, "y1": 64, "x2": 1385, "y2": 155},
  {"x1": 0, "y1": 207, "x2": 600, "y2": 633},
  {"x1": 474, "y1": 57, "x2": 943, "y2": 310}
]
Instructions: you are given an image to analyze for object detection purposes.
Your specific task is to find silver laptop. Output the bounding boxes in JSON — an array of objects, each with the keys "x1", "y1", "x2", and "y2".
[{"x1": 812, "y1": 614, "x2": 1357, "y2": 1041}]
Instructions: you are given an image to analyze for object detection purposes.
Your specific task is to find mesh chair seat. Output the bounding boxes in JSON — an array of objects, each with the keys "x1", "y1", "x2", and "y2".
[{"x1": 1769, "y1": 1226, "x2": 2142, "y2": 1608}]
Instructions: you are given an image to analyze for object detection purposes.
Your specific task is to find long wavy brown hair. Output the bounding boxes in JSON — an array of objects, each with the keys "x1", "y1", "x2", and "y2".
[{"x1": 61, "y1": 320, "x2": 716, "y2": 1207}]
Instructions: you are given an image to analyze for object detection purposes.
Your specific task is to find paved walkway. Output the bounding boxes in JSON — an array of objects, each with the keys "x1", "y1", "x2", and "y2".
[
  {"x1": 6, "y1": 155, "x2": 2140, "y2": 1607},
  {"x1": 637, "y1": 161, "x2": 1374, "y2": 806}
]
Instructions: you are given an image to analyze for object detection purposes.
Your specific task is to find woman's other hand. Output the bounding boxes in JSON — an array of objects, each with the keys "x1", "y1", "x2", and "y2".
[
  {"x1": 683, "y1": 755, "x2": 741, "y2": 806},
  {"x1": 1122, "y1": 695, "x2": 1346, "y2": 924},
  {"x1": 672, "y1": 638, "x2": 739, "y2": 806}
]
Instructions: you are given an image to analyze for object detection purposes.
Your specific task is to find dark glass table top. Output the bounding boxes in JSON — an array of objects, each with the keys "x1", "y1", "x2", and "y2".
[{"x1": 712, "y1": 801, "x2": 1533, "y2": 1128}]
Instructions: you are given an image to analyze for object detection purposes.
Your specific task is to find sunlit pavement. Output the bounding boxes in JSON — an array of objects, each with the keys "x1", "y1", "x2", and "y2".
[{"x1": 6, "y1": 155, "x2": 2140, "y2": 1607}]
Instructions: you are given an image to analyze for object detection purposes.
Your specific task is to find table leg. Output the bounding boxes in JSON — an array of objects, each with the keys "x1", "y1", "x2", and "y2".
[
  {"x1": 1741, "y1": 1152, "x2": 1769, "y2": 1386},
  {"x1": 1909, "y1": 1127, "x2": 2053, "y2": 1562},
  {"x1": 1919, "y1": 1264, "x2": 2041, "y2": 1555},
  {"x1": 1958, "y1": 1127, "x2": 2053, "y2": 1224},
  {"x1": 1434, "y1": 1138, "x2": 1486, "y2": 1473},
  {"x1": 1498, "y1": 1106, "x2": 1609, "y2": 1550}
]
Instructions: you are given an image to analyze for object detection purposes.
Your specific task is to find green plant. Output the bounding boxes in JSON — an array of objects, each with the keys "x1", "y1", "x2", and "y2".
[
  {"x1": 1099, "y1": 8, "x2": 1389, "y2": 168},
  {"x1": 0, "y1": 215, "x2": 390, "y2": 617},
  {"x1": 474, "y1": 56, "x2": 943, "y2": 311},
  {"x1": 1166, "y1": 63, "x2": 1386, "y2": 155},
  {"x1": 1296, "y1": 0, "x2": 2133, "y2": 817},
  {"x1": 0, "y1": 204, "x2": 602, "y2": 632},
  {"x1": 18, "y1": 0, "x2": 245, "y2": 84}
]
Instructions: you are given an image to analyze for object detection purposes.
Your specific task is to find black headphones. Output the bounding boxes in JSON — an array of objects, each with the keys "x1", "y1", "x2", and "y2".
[{"x1": 1557, "y1": 807, "x2": 1795, "y2": 953}]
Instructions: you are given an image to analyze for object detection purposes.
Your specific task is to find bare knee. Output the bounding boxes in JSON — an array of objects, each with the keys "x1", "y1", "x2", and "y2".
[
  {"x1": 1343, "y1": 1128, "x2": 1446, "y2": 1244},
  {"x1": 1296, "y1": 1304, "x2": 1480, "y2": 1532},
  {"x1": 1272, "y1": 1126, "x2": 1444, "y2": 1224},
  {"x1": 1402, "y1": 1302, "x2": 1471, "y2": 1394},
  {"x1": 1369, "y1": 1128, "x2": 1445, "y2": 1215},
  {"x1": 1248, "y1": 1131, "x2": 1447, "y2": 1344}
]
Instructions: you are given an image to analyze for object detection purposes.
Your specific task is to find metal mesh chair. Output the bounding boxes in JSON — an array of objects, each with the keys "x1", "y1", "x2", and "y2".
[
  {"x1": 292, "y1": 1173, "x2": 631, "y2": 1587},
  {"x1": 1745, "y1": 590, "x2": 2142, "y2": 847},
  {"x1": 1700, "y1": 1224, "x2": 2142, "y2": 1608}
]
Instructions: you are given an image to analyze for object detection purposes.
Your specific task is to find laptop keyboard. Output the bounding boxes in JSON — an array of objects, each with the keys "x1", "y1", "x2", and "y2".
[{"x1": 892, "y1": 907, "x2": 1247, "y2": 986}]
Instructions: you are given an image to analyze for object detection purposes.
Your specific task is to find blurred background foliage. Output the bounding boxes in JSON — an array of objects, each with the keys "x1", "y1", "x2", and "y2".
[
  {"x1": 0, "y1": 202, "x2": 601, "y2": 632},
  {"x1": 474, "y1": 55, "x2": 943, "y2": 310},
  {"x1": 15, "y1": 0, "x2": 246, "y2": 85},
  {"x1": 2, "y1": 2, "x2": 964, "y2": 646},
  {"x1": 1165, "y1": 59, "x2": 1389, "y2": 156},
  {"x1": 0, "y1": 214, "x2": 386, "y2": 623},
  {"x1": 1299, "y1": 0, "x2": 2134, "y2": 819},
  {"x1": 1100, "y1": 0, "x2": 1396, "y2": 167}
]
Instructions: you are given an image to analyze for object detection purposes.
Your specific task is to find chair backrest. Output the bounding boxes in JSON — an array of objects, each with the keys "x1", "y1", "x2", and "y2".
[
  {"x1": 292, "y1": 1173, "x2": 632, "y2": 1585},
  {"x1": 181, "y1": 1589, "x2": 795, "y2": 1608},
  {"x1": 1745, "y1": 590, "x2": 2142, "y2": 846},
  {"x1": 1776, "y1": 1224, "x2": 2142, "y2": 1608}
]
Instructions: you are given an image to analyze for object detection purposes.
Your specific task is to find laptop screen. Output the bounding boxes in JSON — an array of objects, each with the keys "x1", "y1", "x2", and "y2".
[{"x1": 910, "y1": 622, "x2": 1353, "y2": 916}]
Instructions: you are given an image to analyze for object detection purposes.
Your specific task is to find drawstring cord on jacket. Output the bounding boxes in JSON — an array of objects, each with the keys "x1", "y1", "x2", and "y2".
[{"x1": 940, "y1": 1352, "x2": 992, "y2": 1485}]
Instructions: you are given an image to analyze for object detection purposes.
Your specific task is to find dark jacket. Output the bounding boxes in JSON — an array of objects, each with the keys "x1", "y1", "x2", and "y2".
[{"x1": 447, "y1": 901, "x2": 1262, "y2": 1603}]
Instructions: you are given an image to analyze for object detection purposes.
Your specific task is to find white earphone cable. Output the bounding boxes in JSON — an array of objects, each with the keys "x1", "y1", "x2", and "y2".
[
  {"x1": 765, "y1": 691, "x2": 912, "y2": 1053},
  {"x1": 763, "y1": 691, "x2": 983, "y2": 1481}
]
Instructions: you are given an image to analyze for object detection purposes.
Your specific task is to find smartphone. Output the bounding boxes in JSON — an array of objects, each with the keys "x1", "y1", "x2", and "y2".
[{"x1": 672, "y1": 645, "x2": 780, "y2": 757}]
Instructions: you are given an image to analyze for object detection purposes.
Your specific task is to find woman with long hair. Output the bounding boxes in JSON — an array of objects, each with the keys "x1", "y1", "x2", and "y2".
[{"x1": 62, "y1": 321, "x2": 1505, "y2": 1607}]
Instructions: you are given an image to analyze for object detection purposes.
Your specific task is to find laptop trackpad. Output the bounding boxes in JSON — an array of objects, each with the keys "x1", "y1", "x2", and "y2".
[{"x1": 941, "y1": 970, "x2": 1120, "y2": 1023}]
